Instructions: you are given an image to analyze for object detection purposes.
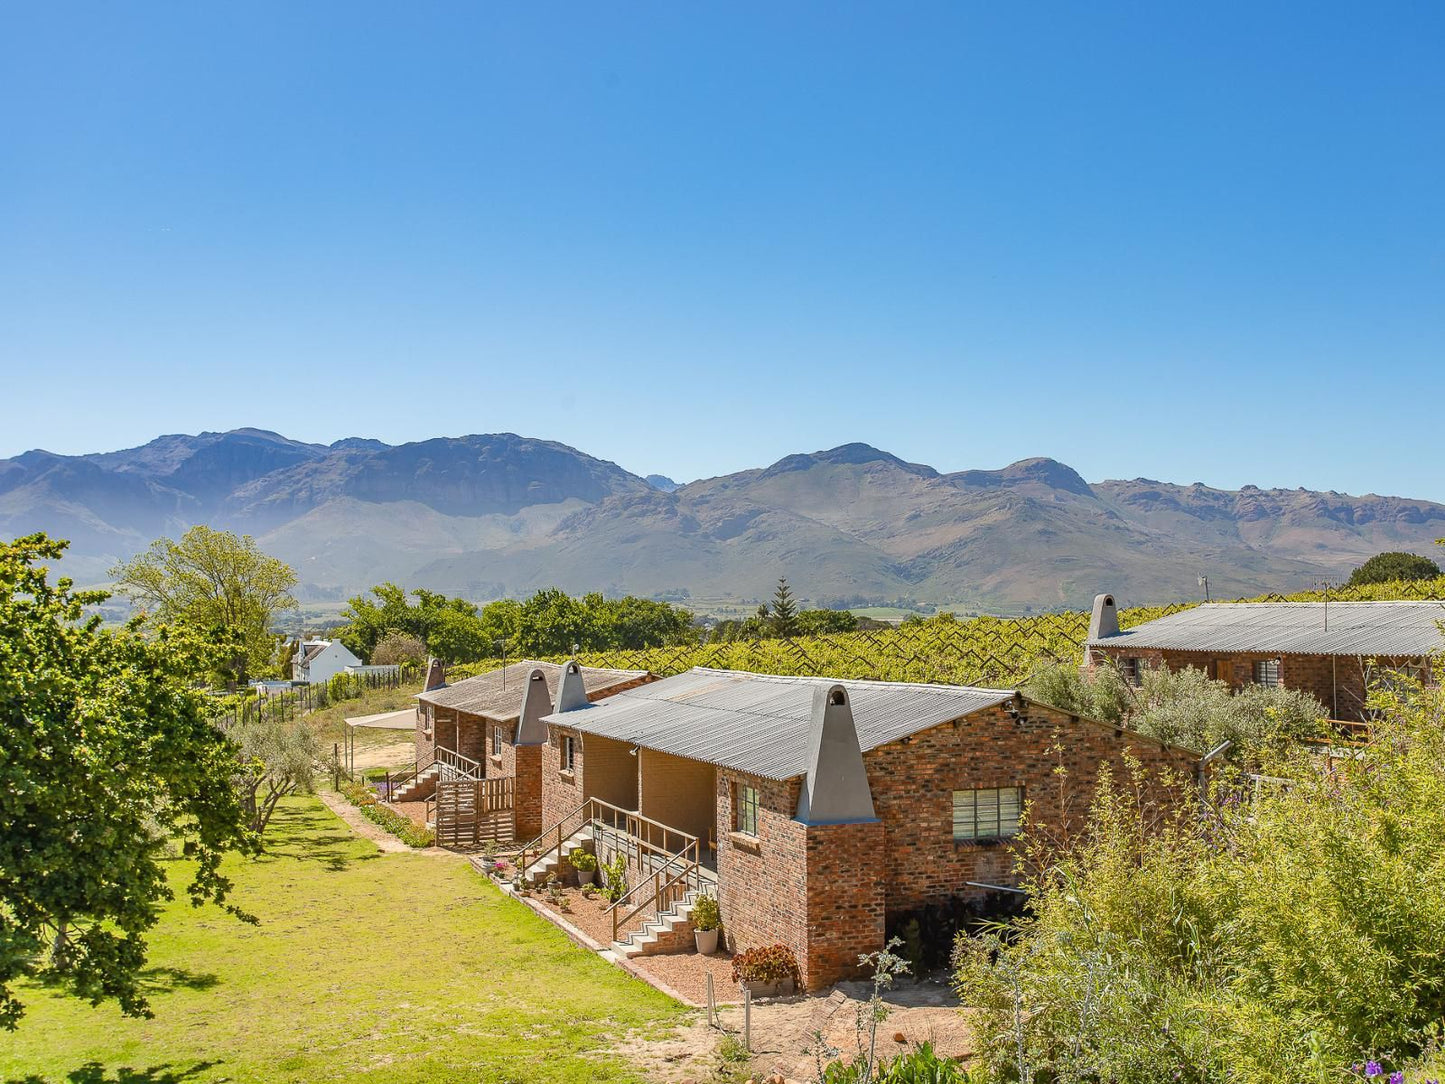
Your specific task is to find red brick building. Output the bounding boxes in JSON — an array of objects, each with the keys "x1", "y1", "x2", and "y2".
[
  {"x1": 533, "y1": 666, "x2": 1199, "y2": 990},
  {"x1": 1085, "y1": 593, "x2": 1445, "y2": 722}
]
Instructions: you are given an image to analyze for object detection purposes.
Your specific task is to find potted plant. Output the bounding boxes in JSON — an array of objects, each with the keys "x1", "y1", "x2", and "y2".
[
  {"x1": 691, "y1": 893, "x2": 721, "y2": 954},
  {"x1": 731, "y1": 943, "x2": 802, "y2": 997},
  {"x1": 569, "y1": 847, "x2": 598, "y2": 886}
]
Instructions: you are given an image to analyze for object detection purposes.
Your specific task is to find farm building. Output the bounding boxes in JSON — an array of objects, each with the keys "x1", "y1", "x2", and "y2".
[
  {"x1": 292, "y1": 638, "x2": 362, "y2": 684},
  {"x1": 1085, "y1": 593, "x2": 1445, "y2": 722},
  {"x1": 526, "y1": 665, "x2": 1199, "y2": 990}
]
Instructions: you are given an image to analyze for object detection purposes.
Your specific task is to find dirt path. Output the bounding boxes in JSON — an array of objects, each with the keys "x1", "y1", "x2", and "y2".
[
  {"x1": 318, "y1": 790, "x2": 448, "y2": 856},
  {"x1": 350, "y1": 737, "x2": 417, "y2": 771}
]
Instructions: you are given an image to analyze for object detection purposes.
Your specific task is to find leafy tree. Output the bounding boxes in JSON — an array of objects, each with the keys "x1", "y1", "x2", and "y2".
[
  {"x1": 110, "y1": 526, "x2": 297, "y2": 685},
  {"x1": 516, "y1": 588, "x2": 590, "y2": 656},
  {"x1": 769, "y1": 577, "x2": 799, "y2": 638},
  {"x1": 1, "y1": 534, "x2": 256, "y2": 1028},
  {"x1": 370, "y1": 631, "x2": 427, "y2": 667},
  {"x1": 1347, "y1": 550, "x2": 1442, "y2": 586},
  {"x1": 795, "y1": 608, "x2": 859, "y2": 636},
  {"x1": 231, "y1": 712, "x2": 320, "y2": 835}
]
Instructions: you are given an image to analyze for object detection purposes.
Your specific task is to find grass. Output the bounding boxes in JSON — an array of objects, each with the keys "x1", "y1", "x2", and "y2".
[
  {"x1": 1, "y1": 796, "x2": 685, "y2": 1084},
  {"x1": 304, "y1": 681, "x2": 424, "y2": 751}
]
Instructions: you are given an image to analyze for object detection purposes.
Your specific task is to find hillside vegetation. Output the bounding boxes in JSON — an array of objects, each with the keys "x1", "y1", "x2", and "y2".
[{"x1": 449, "y1": 577, "x2": 1445, "y2": 689}]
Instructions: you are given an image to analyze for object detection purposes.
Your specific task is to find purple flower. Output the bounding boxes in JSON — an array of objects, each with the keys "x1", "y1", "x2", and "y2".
[
  {"x1": 1388, "y1": 1073, "x2": 1403, "y2": 1084},
  {"x1": 1364, "y1": 1063, "x2": 1382, "y2": 1079}
]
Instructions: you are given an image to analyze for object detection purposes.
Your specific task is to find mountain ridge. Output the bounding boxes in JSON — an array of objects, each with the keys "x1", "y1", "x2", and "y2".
[{"x1": 2, "y1": 429, "x2": 1442, "y2": 612}]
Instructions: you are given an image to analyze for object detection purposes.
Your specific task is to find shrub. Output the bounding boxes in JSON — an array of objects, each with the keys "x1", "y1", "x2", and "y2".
[
  {"x1": 691, "y1": 892, "x2": 721, "y2": 932},
  {"x1": 567, "y1": 848, "x2": 597, "y2": 873},
  {"x1": 336, "y1": 781, "x2": 435, "y2": 848},
  {"x1": 731, "y1": 944, "x2": 801, "y2": 988},
  {"x1": 602, "y1": 852, "x2": 628, "y2": 903},
  {"x1": 370, "y1": 630, "x2": 426, "y2": 667},
  {"x1": 821, "y1": 1042, "x2": 975, "y2": 1083}
]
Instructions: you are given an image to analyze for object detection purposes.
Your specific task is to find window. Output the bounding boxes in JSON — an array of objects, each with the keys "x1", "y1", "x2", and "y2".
[
  {"x1": 491, "y1": 725, "x2": 503, "y2": 757},
  {"x1": 1120, "y1": 657, "x2": 1147, "y2": 686},
  {"x1": 419, "y1": 704, "x2": 432, "y2": 737},
  {"x1": 734, "y1": 783, "x2": 759, "y2": 836},
  {"x1": 953, "y1": 787, "x2": 1023, "y2": 842},
  {"x1": 560, "y1": 733, "x2": 575, "y2": 773},
  {"x1": 1252, "y1": 659, "x2": 1281, "y2": 687}
]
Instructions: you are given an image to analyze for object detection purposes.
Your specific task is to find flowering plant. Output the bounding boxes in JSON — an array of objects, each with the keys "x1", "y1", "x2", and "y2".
[{"x1": 731, "y1": 943, "x2": 801, "y2": 988}]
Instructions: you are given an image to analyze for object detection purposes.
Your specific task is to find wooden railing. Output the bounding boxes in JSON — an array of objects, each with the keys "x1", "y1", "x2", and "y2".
[
  {"x1": 515, "y1": 797, "x2": 700, "y2": 901},
  {"x1": 608, "y1": 835, "x2": 703, "y2": 944},
  {"x1": 435, "y1": 745, "x2": 483, "y2": 781}
]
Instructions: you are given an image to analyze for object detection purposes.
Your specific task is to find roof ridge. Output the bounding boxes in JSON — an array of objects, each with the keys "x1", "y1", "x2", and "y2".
[{"x1": 686, "y1": 665, "x2": 1013, "y2": 696}]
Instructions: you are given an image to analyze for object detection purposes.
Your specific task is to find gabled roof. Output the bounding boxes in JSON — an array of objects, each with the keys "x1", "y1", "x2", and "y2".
[
  {"x1": 1089, "y1": 601, "x2": 1445, "y2": 657},
  {"x1": 416, "y1": 660, "x2": 648, "y2": 722},
  {"x1": 300, "y1": 643, "x2": 329, "y2": 665},
  {"x1": 542, "y1": 667, "x2": 1016, "y2": 781}
]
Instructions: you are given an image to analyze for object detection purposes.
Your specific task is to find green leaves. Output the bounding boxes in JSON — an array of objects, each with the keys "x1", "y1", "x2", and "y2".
[{"x1": 1, "y1": 534, "x2": 257, "y2": 1028}]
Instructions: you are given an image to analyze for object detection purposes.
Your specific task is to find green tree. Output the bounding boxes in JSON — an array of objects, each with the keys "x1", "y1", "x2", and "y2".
[
  {"x1": 370, "y1": 631, "x2": 427, "y2": 667},
  {"x1": 516, "y1": 588, "x2": 590, "y2": 656},
  {"x1": 795, "y1": 608, "x2": 859, "y2": 636},
  {"x1": 769, "y1": 578, "x2": 799, "y2": 638},
  {"x1": 231, "y1": 712, "x2": 320, "y2": 836},
  {"x1": 110, "y1": 526, "x2": 297, "y2": 685},
  {"x1": 1, "y1": 534, "x2": 256, "y2": 1028},
  {"x1": 1347, "y1": 550, "x2": 1442, "y2": 586}
]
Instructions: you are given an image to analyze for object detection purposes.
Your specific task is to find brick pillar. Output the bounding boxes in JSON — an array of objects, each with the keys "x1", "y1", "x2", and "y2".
[
  {"x1": 513, "y1": 743, "x2": 543, "y2": 841},
  {"x1": 802, "y1": 820, "x2": 886, "y2": 990}
]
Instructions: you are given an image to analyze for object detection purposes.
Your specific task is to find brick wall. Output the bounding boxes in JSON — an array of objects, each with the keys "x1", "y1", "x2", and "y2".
[
  {"x1": 804, "y1": 821, "x2": 886, "y2": 987},
  {"x1": 541, "y1": 726, "x2": 640, "y2": 829},
  {"x1": 414, "y1": 703, "x2": 435, "y2": 766},
  {"x1": 639, "y1": 749, "x2": 716, "y2": 844},
  {"x1": 716, "y1": 772, "x2": 810, "y2": 972}
]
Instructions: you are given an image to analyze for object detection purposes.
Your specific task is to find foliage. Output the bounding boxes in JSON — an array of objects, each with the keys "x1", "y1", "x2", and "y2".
[
  {"x1": 691, "y1": 892, "x2": 721, "y2": 932},
  {"x1": 370, "y1": 630, "x2": 427, "y2": 667},
  {"x1": 731, "y1": 943, "x2": 802, "y2": 988},
  {"x1": 956, "y1": 674, "x2": 1445, "y2": 1082},
  {"x1": 770, "y1": 578, "x2": 799, "y2": 638},
  {"x1": 109, "y1": 525, "x2": 297, "y2": 685},
  {"x1": 0, "y1": 533, "x2": 256, "y2": 1028},
  {"x1": 568, "y1": 847, "x2": 597, "y2": 873},
  {"x1": 0, "y1": 795, "x2": 684, "y2": 1083},
  {"x1": 820, "y1": 1042, "x2": 975, "y2": 1083},
  {"x1": 230, "y1": 713, "x2": 321, "y2": 836},
  {"x1": 602, "y1": 852, "x2": 629, "y2": 902},
  {"x1": 1347, "y1": 550, "x2": 1442, "y2": 586},
  {"x1": 337, "y1": 781, "x2": 435, "y2": 847},
  {"x1": 1025, "y1": 658, "x2": 1328, "y2": 760},
  {"x1": 797, "y1": 607, "x2": 861, "y2": 636}
]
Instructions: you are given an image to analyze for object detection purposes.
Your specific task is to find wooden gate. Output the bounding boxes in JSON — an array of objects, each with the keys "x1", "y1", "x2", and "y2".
[{"x1": 435, "y1": 776, "x2": 515, "y2": 849}]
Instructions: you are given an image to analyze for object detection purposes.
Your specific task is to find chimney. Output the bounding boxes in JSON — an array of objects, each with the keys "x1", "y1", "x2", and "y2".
[
  {"x1": 515, "y1": 668, "x2": 553, "y2": 745},
  {"x1": 554, "y1": 660, "x2": 589, "y2": 713},
  {"x1": 423, "y1": 657, "x2": 447, "y2": 692},
  {"x1": 795, "y1": 684, "x2": 877, "y2": 825},
  {"x1": 1088, "y1": 593, "x2": 1120, "y2": 640}
]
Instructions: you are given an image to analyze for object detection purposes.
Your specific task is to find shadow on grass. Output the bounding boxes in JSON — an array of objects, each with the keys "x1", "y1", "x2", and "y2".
[
  {"x1": 254, "y1": 803, "x2": 379, "y2": 872},
  {"x1": 139, "y1": 966, "x2": 220, "y2": 994},
  {"x1": 6, "y1": 1060, "x2": 220, "y2": 1084}
]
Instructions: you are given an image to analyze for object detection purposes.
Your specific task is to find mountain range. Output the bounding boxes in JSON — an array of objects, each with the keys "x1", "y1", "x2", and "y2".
[{"x1": 3, "y1": 428, "x2": 1443, "y2": 613}]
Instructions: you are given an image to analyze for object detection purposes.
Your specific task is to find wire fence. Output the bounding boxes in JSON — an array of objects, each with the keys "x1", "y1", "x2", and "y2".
[{"x1": 213, "y1": 663, "x2": 421, "y2": 730}]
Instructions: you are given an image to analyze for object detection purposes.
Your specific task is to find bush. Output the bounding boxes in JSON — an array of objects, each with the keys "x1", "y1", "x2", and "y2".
[
  {"x1": 567, "y1": 848, "x2": 597, "y2": 873},
  {"x1": 370, "y1": 630, "x2": 426, "y2": 667},
  {"x1": 821, "y1": 1042, "x2": 975, "y2": 1083},
  {"x1": 691, "y1": 892, "x2": 721, "y2": 932},
  {"x1": 336, "y1": 781, "x2": 435, "y2": 848},
  {"x1": 1348, "y1": 550, "x2": 1442, "y2": 586},
  {"x1": 956, "y1": 673, "x2": 1445, "y2": 1082},
  {"x1": 731, "y1": 944, "x2": 801, "y2": 988}
]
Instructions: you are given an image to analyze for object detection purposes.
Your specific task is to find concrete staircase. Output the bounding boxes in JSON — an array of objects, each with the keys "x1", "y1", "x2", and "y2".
[
  {"x1": 521, "y1": 826, "x2": 595, "y2": 886},
  {"x1": 390, "y1": 763, "x2": 441, "y2": 803},
  {"x1": 612, "y1": 886, "x2": 706, "y2": 958}
]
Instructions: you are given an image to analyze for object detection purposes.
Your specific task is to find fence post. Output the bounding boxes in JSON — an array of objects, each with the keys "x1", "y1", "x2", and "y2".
[
  {"x1": 332, "y1": 743, "x2": 340, "y2": 790},
  {"x1": 743, "y1": 984, "x2": 751, "y2": 1051}
]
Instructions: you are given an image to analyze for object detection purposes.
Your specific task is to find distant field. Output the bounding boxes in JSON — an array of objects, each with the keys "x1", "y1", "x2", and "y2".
[
  {"x1": 0, "y1": 796, "x2": 684, "y2": 1084},
  {"x1": 848, "y1": 606, "x2": 921, "y2": 621}
]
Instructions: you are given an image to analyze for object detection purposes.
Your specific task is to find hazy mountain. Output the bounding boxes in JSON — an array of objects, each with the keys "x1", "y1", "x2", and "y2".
[{"x1": 3, "y1": 430, "x2": 1443, "y2": 611}]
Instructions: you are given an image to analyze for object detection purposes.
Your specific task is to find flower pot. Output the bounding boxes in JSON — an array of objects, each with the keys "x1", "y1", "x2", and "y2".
[
  {"x1": 575, "y1": 868, "x2": 596, "y2": 886},
  {"x1": 742, "y1": 979, "x2": 780, "y2": 998},
  {"x1": 779, "y1": 977, "x2": 796, "y2": 996},
  {"x1": 694, "y1": 928, "x2": 719, "y2": 955}
]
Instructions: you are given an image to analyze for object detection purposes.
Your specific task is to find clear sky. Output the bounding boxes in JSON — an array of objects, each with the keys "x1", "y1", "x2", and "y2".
[{"x1": 2, "y1": 4, "x2": 1442, "y2": 498}]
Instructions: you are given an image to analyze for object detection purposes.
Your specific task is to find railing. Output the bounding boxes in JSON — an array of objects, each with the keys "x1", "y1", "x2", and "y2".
[
  {"x1": 435, "y1": 746, "x2": 483, "y2": 781},
  {"x1": 515, "y1": 797, "x2": 700, "y2": 892},
  {"x1": 608, "y1": 835, "x2": 704, "y2": 944}
]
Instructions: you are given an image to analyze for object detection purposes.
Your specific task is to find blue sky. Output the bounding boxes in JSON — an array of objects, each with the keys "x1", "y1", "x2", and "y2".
[{"x1": 2, "y1": 4, "x2": 1442, "y2": 498}]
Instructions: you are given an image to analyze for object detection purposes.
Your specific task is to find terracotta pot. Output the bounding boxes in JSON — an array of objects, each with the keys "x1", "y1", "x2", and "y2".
[{"x1": 694, "y1": 928, "x2": 719, "y2": 954}]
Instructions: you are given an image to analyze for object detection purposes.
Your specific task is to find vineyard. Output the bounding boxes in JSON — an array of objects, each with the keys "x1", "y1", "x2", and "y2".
[{"x1": 447, "y1": 576, "x2": 1445, "y2": 689}]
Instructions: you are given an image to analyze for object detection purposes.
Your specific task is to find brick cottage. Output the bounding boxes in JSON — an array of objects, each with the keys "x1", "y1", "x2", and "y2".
[
  {"x1": 524, "y1": 665, "x2": 1200, "y2": 990},
  {"x1": 1085, "y1": 592, "x2": 1445, "y2": 723}
]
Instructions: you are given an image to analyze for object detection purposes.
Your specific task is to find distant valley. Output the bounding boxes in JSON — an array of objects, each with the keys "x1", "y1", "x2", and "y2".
[{"x1": 3, "y1": 428, "x2": 1443, "y2": 613}]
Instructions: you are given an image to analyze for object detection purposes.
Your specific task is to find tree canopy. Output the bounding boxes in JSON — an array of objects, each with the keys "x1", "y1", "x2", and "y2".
[
  {"x1": 1346, "y1": 550, "x2": 1442, "y2": 586},
  {"x1": 110, "y1": 526, "x2": 297, "y2": 684},
  {"x1": 0, "y1": 534, "x2": 256, "y2": 1028}
]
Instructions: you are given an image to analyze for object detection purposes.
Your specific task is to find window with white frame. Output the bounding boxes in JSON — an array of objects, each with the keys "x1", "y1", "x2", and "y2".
[
  {"x1": 734, "y1": 783, "x2": 760, "y2": 836},
  {"x1": 419, "y1": 704, "x2": 432, "y2": 736},
  {"x1": 1252, "y1": 659, "x2": 1281, "y2": 687},
  {"x1": 560, "y1": 733, "x2": 576, "y2": 773},
  {"x1": 491, "y1": 725, "x2": 503, "y2": 757},
  {"x1": 953, "y1": 786, "x2": 1023, "y2": 842}
]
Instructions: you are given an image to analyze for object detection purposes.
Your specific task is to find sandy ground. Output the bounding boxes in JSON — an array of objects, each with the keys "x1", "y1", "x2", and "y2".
[
  {"x1": 612, "y1": 976, "x2": 973, "y2": 1083},
  {"x1": 351, "y1": 737, "x2": 417, "y2": 771}
]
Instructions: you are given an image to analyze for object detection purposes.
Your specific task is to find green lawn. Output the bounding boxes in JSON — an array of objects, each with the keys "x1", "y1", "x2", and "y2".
[{"x1": 1, "y1": 796, "x2": 686, "y2": 1084}]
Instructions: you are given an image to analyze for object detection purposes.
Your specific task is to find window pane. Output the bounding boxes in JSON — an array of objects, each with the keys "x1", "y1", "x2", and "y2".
[{"x1": 954, "y1": 787, "x2": 1023, "y2": 841}]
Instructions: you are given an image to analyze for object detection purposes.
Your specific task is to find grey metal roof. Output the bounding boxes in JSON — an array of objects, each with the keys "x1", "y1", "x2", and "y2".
[
  {"x1": 541, "y1": 667, "x2": 1014, "y2": 781},
  {"x1": 1089, "y1": 601, "x2": 1445, "y2": 657},
  {"x1": 417, "y1": 661, "x2": 649, "y2": 721}
]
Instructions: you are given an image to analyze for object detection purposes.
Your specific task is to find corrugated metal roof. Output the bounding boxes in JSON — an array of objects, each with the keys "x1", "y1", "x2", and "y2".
[
  {"x1": 542, "y1": 667, "x2": 1014, "y2": 781},
  {"x1": 417, "y1": 661, "x2": 648, "y2": 721},
  {"x1": 1089, "y1": 601, "x2": 1445, "y2": 657}
]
